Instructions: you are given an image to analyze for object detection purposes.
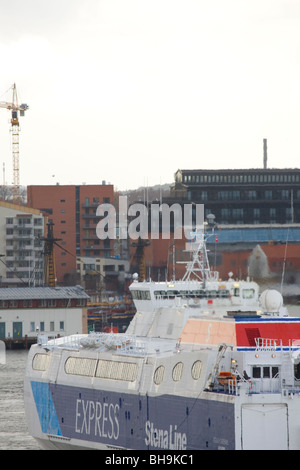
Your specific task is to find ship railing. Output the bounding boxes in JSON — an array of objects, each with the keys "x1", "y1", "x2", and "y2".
[
  {"x1": 37, "y1": 334, "x2": 84, "y2": 350},
  {"x1": 216, "y1": 370, "x2": 252, "y2": 396},
  {"x1": 115, "y1": 336, "x2": 176, "y2": 356},
  {"x1": 255, "y1": 338, "x2": 300, "y2": 352},
  {"x1": 255, "y1": 337, "x2": 282, "y2": 351},
  {"x1": 225, "y1": 371, "x2": 265, "y2": 396},
  {"x1": 282, "y1": 378, "x2": 300, "y2": 397}
]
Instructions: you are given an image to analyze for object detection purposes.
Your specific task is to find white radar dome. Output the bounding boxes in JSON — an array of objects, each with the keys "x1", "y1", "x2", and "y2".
[{"x1": 260, "y1": 289, "x2": 283, "y2": 312}]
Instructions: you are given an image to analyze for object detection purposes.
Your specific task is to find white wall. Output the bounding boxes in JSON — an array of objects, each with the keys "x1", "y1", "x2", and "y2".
[{"x1": 0, "y1": 307, "x2": 87, "y2": 338}]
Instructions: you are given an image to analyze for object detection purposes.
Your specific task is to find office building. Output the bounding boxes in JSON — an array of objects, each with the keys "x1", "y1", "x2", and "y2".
[
  {"x1": 27, "y1": 184, "x2": 114, "y2": 284},
  {"x1": 172, "y1": 168, "x2": 300, "y2": 224},
  {"x1": 0, "y1": 201, "x2": 45, "y2": 286}
]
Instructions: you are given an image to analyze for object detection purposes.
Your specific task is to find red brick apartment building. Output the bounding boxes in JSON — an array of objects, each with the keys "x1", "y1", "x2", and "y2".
[{"x1": 27, "y1": 184, "x2": 114, "y2": 284}]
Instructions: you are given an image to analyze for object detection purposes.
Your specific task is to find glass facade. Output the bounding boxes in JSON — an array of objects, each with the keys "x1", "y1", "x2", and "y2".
[{"x1": 173, "y1": 169, "x2": 300, "y2": 224}]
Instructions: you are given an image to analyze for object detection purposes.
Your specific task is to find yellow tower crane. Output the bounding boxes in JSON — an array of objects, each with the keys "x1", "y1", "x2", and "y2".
[{"x1": 0, "y1": 83, "x2": 29, "y2": 202}]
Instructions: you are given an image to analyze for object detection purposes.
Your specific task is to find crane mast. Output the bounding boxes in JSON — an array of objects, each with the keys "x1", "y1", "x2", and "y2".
[
  {"x1": 0, "y1": 83, "x2": 29, "y2": 203},
  {"x1": 41, "y1": 221, "x2": 62, "y2": 287}
]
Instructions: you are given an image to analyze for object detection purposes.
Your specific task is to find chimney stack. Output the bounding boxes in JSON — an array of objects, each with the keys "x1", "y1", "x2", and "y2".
[{"x1": 263, "y1": 138, "x2": 267, "y2": 169}]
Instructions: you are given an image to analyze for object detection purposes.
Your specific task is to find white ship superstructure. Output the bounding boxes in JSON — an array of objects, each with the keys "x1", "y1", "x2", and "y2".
[{"x1": 23, "y1": 231, "x2": 300, "y2": 450}]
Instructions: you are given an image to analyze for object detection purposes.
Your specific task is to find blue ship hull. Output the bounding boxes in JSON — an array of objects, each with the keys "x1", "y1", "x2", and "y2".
[{"x1": 30, "y1": 381, "x2": 235, "y2": 450}]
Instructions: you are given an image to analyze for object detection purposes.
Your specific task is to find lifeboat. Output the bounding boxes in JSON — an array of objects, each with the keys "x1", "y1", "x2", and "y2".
[{"x1": 218, "y1": 371, "x2": 236, "y2": 387}]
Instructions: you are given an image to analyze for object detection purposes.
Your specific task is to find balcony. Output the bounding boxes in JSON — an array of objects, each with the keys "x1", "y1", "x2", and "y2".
[{"x1": 82, "y1": 202, "x2": 100, "y2": 208}]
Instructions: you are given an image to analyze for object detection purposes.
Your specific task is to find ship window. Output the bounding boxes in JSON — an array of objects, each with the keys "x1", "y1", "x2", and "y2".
[
  {"x1": 131, "y1": 290, "x2": 151, "y2": 300},
  {"x1": 172, "y1": 362, "x2": 184, "y2": 381},
  {"x1": 206, "y1": 290, "x2": 217, "y2": 299},
  {"x1": 64, "y1": 357, "x2": 138, "y2": 381},
  {"x1": 179, "y1": 290, "x2": 188, "y2": 297},
  {"x1": 252, "y1": 365, "x2": 279, "y2": 379},
  {"x1": 32, "y1": 353, "x2": 50, "y2": 371},
  {"x1": 154, "y1": 365, "x2": 165, "y2": 385},
  {"x1": 218, "y1": 290, "x2": 230, "y2": 298},
  {"x1": 141, "y1": 290, "x2": 151, "y2": 300},
  {"x1": 65, "y1": 357, "x2": 97, "y2": 377},
  {"x1": 167, "y1": 291, "x2": 177, "y2": 297},
  {"x1": 95, "y1": 360, "x2": 138, "y2": 381},
  {"x1": 191, "y1": 360, "x2": 202, "y2": 380},
  {"x1": 242, "y1": 289, "x2": 255, "y2": 299},
  {"x1": 154, "y1": 291, "x2": 167, "y2": 298}
]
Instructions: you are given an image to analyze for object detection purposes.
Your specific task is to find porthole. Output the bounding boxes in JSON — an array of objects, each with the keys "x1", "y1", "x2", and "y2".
[
  {"x1": 172, "y1": 362, "x2": 184, "y2": 381},
  {"x1": 153, "y1": 365, "x2": 165, "y2": 385},
  {"x1": 191, "y1": 360, "x2": 202, "y2": 380}
]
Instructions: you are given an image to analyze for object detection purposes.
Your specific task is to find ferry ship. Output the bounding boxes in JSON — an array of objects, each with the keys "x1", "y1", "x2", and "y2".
[{"x1": 24, "y1": 232, "x2": 300, "y2": 450}]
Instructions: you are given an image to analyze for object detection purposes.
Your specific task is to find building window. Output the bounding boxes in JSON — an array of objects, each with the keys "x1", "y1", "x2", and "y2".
[
  {"x1": 40, "y1": 322, "x2": 45, "y2": 332},
  {"x1": 281, "y1": 190, "x2": 289, "y2": 200},
  {"x1": 221, "y1": 208, "x2": 230, "y2": 221},
  {"x1": 232, "y1": 191, "x2": 240, "y2": 200},
  {"x1": 270, "y1": 208, "x2": 276, "y2": 223},
  {"x1": 265, "y1": 190, "x2": 272, "y2": 200},
  {"x1": 232, "y1": 208, "x2": 243, "y2": 220},
  {"x1": 286, "y1": 207, "x2": 292, "y2": 222},
  {"x1": 248, "y1": 191, "x2": 256, "y2": 200},
  {"x1": 50, "y1": 321, "x2": 55, "y2": 332},
  {"x1": 30, "y1": 322, "x2": 35, "y2": 332},
  {"x1": 253, "y1": 208, "x2": 260, "y2": 218},
  {"x1": 59, "y1": 321, "x2": 64, "y2": 331}
]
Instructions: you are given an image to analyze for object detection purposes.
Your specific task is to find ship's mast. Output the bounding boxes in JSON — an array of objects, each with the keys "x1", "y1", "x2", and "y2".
[{"x1": 182, "y1": 231, "x2": 218, "y2": 283}]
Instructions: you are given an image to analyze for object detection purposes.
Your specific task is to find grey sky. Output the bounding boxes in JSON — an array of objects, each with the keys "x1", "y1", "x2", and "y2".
[{"x1": 0, "y1": 0, "x2": 300, "y2": 190}]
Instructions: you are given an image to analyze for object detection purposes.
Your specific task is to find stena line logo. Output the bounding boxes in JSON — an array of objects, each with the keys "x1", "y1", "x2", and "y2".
[{"x1": 145, "y1": 420, "x2": 187, "y2": 449}]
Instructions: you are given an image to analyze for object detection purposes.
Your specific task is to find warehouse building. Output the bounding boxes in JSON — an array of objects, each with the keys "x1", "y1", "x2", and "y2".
[{"x1": 0, "y1": 285, "x2": 89, "y2": 348}]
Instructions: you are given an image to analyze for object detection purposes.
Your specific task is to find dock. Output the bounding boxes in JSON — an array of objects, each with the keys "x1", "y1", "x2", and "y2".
[{"x1": 2, "y1": 335, "x2": 37, "y2": 350}]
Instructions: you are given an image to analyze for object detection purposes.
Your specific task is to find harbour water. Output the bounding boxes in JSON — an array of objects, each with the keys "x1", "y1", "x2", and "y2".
[{"x1": 0, "y1": 349, "x2": 40, "y2": 450}]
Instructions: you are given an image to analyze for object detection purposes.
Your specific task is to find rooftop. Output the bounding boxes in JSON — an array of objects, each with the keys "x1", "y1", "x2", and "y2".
[{"x1": 0, "y1": 285, "x2": 89, "y2": 301}]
